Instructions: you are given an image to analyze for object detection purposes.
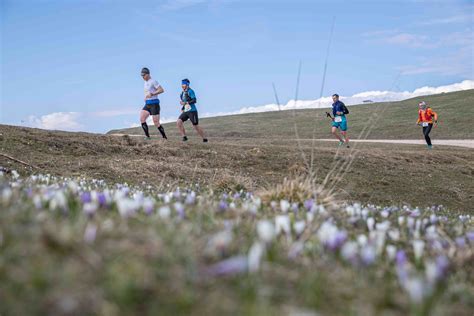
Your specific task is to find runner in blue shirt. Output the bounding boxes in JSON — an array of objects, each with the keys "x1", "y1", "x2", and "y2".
[
  {"x1": 331, "y1": 94, "x2": 349, "y2": 147},
  {"x1": 176, "y1": 79, "x2": 208, "y2": 142}
]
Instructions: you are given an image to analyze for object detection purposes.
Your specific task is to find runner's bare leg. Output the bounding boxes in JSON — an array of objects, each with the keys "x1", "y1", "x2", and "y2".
[{"x1": 177, "y1": 119, "x2": 186, "y2": 136}]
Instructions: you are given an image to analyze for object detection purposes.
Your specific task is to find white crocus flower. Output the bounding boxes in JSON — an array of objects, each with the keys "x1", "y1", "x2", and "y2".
[
  {"x1": 412, "y1": 240, "x2": 425, "y2": 261},
  {"x1": 158, "y1": 206, "x2": 171, "y2": 219},
  {"x1": 248, "y1": 241, "x2": 265, "y2": 272},
  {"x1": 1, "y1": 188, "x2": 12, "y2": 204},
  {"x1": 341, "y1": 241, "x2": 358, "y2": 261},
  {"x1": 388, "y1": 229, "x2": 400, "y2": 241},
  {"x1": 293, "y1": 221, "x2": 306, "y2": 236},
  {"x1": 280, "y1": 200, "x2": 290, "y2": 213},
  {"x1": 83, "y1": 202, "x2": 98, "y2": 217},
  {"x1": 367, "y1": 217, "x2": 375, "y2": 231},
  {"x1": 12, "y1": 170, "x2": 20, "y2": 179},
  {"x1": 275, "y1": 215, "x2": 291, "y2": 236},
  {"x1": 386, "y1": 245, "x2": 397, "y2": 261},
  {"x1": 257, "y1": 220, "x2": 276, "y2": 243},
  {"x1": 357, "y1": 234, "x2": 368, "y2": 247},
  {"x1": 84, "y1": 223, "x2": 97, "y2": 244},
  {"x1": 376, "y1": 221, "x2": 390, "y2": 232},
  {"x1": 398, "y1": 216, "x2": 405, "y2": 227},
  {"x1": 404, "y1": 277, "x2": 427, "y2": 304}
]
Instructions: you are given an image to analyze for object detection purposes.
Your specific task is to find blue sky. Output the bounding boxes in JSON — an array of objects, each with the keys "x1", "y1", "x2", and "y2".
[{"x1": 1, "y1": 0, "x2": 473, "y2": 132}]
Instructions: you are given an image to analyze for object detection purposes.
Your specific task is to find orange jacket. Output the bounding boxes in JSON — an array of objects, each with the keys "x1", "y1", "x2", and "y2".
[{"x1": 417, "y1": 107, "x2": 438, "y2": 124}]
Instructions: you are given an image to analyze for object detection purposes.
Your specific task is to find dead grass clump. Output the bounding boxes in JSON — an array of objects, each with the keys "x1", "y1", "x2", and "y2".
[{"x1": 259, "y1": 176, "x2": 336, "y2": 208}]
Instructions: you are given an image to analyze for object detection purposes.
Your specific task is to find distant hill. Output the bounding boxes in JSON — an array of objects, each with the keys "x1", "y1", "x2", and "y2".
[{"x1": 108, "y1": 89, "x2": 474, "y2": 140}]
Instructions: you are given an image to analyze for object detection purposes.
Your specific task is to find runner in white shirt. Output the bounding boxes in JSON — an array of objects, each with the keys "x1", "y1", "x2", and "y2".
[{"x1": 140, "y1": 67, "x2": 167, "y2": 140}]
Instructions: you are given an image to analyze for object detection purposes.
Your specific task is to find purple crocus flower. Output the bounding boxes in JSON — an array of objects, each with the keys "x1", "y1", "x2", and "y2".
[
  {"x1": 218, "y1": 200, "x2": 228, "y2": 212},
  {"x1": 80, "y1": 192, "x2": 92, "y2": 204},
  {"x1": 97, "y1": 192, "x2": 107, "y2": 207},
  {"x1": 304, "y1": 199, "x2": 314, "y2": 211},
  {"x1": 174, "y1": 202, "x2": 185, "y2": 219},
  {"x1": 233, "y1": 193, "x2": 241, "y2": 200},
  {"x1": 455, "y1": 237, "x2": 466, "y2": 248},
  {"x1": 360, "y1": 245, "x2": 376, "y2": 265},
  {"x1": 185, "y1": 192, "x2": 196, "y2": 205},
  {"x1": 396, "y1": 250, "x2": 407, "y2": 266},
  {"x1": 205, "y1": 256, "x2": 248, "y2": 277},
  {"x1": 395, "y1": 250, "x2": 408, "y2": 285},
  {"x1": 435, "y1": 255, "x2": 449, "y2": 280},
  {"x1": 327, "y1": 231, "x2": 348, "y2": 251},
  {"x1": 291, "y1": 203, "x2": 299, "y2": 213},
  {"x1": 466, "y1": 231, "x2": 474, "y2": 242},
  {"x1": 173, "y1": 188, "x2": 181, "y2": 200}
]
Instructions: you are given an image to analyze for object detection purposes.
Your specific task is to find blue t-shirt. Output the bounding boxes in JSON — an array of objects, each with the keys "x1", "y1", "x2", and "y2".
[
  {"x1": 181, "y1": 88, "x2": 198, "y2": 112},
  {"x1": 332, "y1": 100, "x2": 346, "y2": 117}
]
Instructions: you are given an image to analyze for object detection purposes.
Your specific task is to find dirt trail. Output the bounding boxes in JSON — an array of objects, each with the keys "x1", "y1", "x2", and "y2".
[
  {"x1": 109, "y1": 134, "x2": 474, "y2": 149},
  {"x1": 316, "y1": 139, "x2": 474, "y2": 149}
]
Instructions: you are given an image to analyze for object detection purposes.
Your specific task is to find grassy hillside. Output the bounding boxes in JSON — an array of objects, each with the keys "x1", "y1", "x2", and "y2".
[
  {"x1": 1, "y1": 89, "x2": 473, "y2": 315},
  {"x1": 109, "y1": 89, "x2": 474, "y2": 140},
  {"x1": 1, "y1": 124, "x2": 473, "y2": 211}
]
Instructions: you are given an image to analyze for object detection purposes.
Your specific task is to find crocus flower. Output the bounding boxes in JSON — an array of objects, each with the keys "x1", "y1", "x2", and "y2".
[
  {"x1": 80, "y1": 192, "x2": 92, "y2": 204},
  {"x1": 412, "y1": 240, "x2": 425, "y2": 261},
  {"x1": 248, "y1": 241, "x2": 265, "y2": 272},
  {"x1": 142, "y1": 198, "x2": 154, "y2": 215},
  {"x1": 366, "y1": 217, "x2": 375, "y2": 231},
  {"x1": 206, "y1": 256, "x2": 248, "y2": 277},
  {"x1": 360, "y1": 245, "x2": 376, "y2": 265},
  {"x1": 83, "y1": 202, "x2": 98, "y2": 217},
  {"x1": 218, "y1": 200, "x2": 228, "y2": 212},
  {"x1": 83, "y1": 223, "x2": 97, "y2": 244},
  {"x1": 275, "y1": 215, "x2": 291, "y2": 236},
  {"x1": 304, "y1": 199, "x2": 314, "y2": 211},
  {"x1": 466, "y1": 231, "x2": 474, "y2": 242},
  {"x1": 341, "y1": 241, "x2": 358, "y2": 263},
  {"x1": 455, "y1": 237, "x2": 466, "y2": 248},
  {"x1": 404, "y1": 277, "x2": 426, "y2": 304},
  {"x1": 257, "y1": 220, "x2": 275, "y2": 243},
  {"x1": 206, "y1": 230, "x2": 233, "y2": 255},
  {"x1": 398, "y1": 216, "x2": 405, "y2": 227},
  {"x1": 174, "y1": 202, "x2": 185, "y2": 219},
  {"x1": 158, "y1": 206, "x2": 171, "y2": 219},
  {"x1": 386, "y1": 245, "x2": 397, "y2": 261},
  {"x1": 293, "y1": 221, "x2": 306, "y2": 236},
  {"x1": 280, "y1": 200, "x2": 290, "y2": 213},
  {"x1": 185, "y1": 192, "x2": 196, "y2": 205}
]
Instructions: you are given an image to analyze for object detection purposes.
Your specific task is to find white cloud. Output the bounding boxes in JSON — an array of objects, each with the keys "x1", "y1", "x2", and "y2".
[
  {"x1": 23, "y1": 81, "x2": 474, "y2": 132},
  {"x1": 384, "y1": 33, "x2": 430, "y2": 47},
  {"x1": 27, "y1": 112, "x2": 84, "y2": 131},
  {"x1": 200, "y1": 80, "x2": 474, "y2": 117},
  {"x1": 417, "y1": 14, "x2": 472, "y2": 26}
]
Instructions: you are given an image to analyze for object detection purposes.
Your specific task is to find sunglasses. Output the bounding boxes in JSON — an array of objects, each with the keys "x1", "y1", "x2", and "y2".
[{"x1": 141, "y1": 73, "x2": 148, "y2": 77}]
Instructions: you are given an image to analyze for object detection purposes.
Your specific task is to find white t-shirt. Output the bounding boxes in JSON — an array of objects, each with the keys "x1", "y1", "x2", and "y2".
[{"x1": 144, "y1": 78, "x2": 161, "y2": 101}]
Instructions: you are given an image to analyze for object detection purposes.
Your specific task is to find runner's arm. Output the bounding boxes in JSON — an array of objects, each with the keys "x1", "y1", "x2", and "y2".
[
  {"x1": 187, "y1": 90, "x2": 197, "y2": 104},
  {"x1": 151, "y1": 85, "x2": 164, "y2": 96}
]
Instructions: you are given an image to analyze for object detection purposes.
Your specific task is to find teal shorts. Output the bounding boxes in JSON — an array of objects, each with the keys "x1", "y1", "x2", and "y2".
[{"x1": 331, "y1": 116, "x2": 348, "y2": 131}]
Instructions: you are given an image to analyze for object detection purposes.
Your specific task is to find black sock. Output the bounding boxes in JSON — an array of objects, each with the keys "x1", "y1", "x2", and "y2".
[
  {"x1": 141, "y1": 122, "x2": 150, "y2": 137},
  {"x1": 157, "y1": 125, "x2": 167, "y2": 139}
]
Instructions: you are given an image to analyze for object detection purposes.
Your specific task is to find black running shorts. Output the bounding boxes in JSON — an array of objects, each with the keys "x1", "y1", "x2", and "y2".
[
  {"x1": 179, "y1": 111, "x2": 199, "y2": 125},
  {"x1": 143, "y1": 103, "x2": 160, "y2": 115}
]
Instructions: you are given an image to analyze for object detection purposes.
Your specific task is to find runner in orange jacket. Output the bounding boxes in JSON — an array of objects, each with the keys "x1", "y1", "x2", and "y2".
[{"x1": 417, "y1": 101, "x2": 438, "y2": 149}]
